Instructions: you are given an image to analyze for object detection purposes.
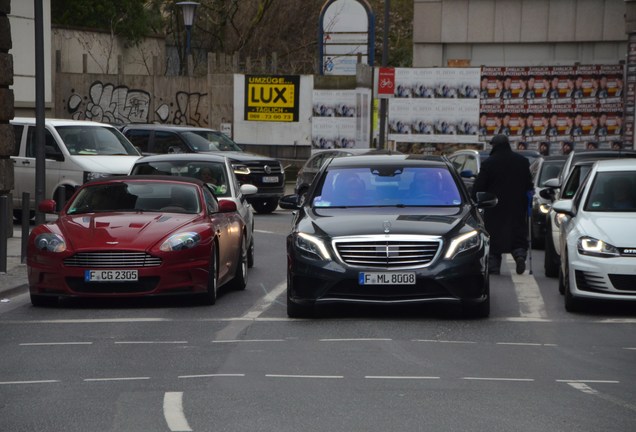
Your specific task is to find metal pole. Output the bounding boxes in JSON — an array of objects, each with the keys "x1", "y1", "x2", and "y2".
[
  {"x1": 21, "y1": 192, "x2": 30, "y2": 264},
  {"x1": 378, "y1": 0, "x2": 390, "y2": 150},
  {"x1": 0, "y1": 196, "x2": 7, "y2": 273},
  {"x1": 34, "y1": 0, "x2": 46, "y2": 225}
]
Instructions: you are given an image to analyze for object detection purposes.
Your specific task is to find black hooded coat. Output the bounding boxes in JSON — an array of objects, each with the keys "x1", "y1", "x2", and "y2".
[{"x1": 473, "y1": 136, "x2": 533, "y2": 255}]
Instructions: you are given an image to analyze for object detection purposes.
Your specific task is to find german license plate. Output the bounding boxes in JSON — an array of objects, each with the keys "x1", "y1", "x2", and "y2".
[
  {"x1": 85, "y1": 270, "x2": 138, "y2": 282},
  {"x1": 262, "y1": 176, "x2": 279, "y2": 183},
  {"x1": 359, "y1": 272, "x2": 416, "y2": 285}
]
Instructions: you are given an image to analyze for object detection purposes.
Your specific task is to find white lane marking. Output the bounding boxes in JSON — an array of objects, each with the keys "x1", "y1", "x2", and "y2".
[
  {"x1": 624, "y1": 347, "x2": 636, "y2": 350},
  {"x1": 560, "y1": 381, "x2": 636, "y2": 412},
  {"x1": 463, "y1": 377, "x2": 535, "y2": 382},
  {"x1": 164, "y1": 392, "x2": 192, "y2": 432},
  {"x1": 413, "y1": 339, "x2": 476, "y2": 344},
  {"x1": 240, "y1": 281, "x2": 287, "y2": 320},
  {"x1": 266, "y1": 374, "x2": 344, "y2": 379},
  {"x1": 567, "y1": 382, "x2": 597, "y2": 394},
  {"x1": 505, "y1": 256, "x2": 548, "y2": 319},
  {"x1": 212, "y1": 339, "x2": 285, "y2": 343},
  {"x1": 496, "y1": 342, "x2": 558, "y2": 347},
  {"x1": 178, "y1": 374, "x2": 245, "y2": 379},
  {"x1": 365, "y1": 376, "x2": 440, "y2": 380},
  {"x1": 83, "y1": 377, "x2": 150, "y2": 382},
  {"x1": 20, "y1": 342, "x2": 93, "y2": 346},
  {"x1": 114, "y1": 341, "x2": 187, "y2": 344},
  {"x1": 0, "y1": 380, "x2": 59, "y2": 385},
  {"x1": 320, "y1": 338, "x2": 392, "y2": 342},
  {"x1": 556, "y1": 379, "x2": 619, "y2": 384},
  {"x1": 254, "y1": 229, "x2": 278, "y2": 234}
]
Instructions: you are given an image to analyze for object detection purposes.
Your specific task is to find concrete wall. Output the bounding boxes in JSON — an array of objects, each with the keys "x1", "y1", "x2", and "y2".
[
  {"x1": 413, "y1": 0, "x2": 628, "y2": 67},
  {"x1": 0, "y1": 0, "x2": 14, "y2": 198}
]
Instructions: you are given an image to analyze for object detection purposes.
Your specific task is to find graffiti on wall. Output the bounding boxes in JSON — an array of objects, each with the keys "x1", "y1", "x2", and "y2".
[{"x1": 65, "y1": 81, "x2": 208, "y2": 126}]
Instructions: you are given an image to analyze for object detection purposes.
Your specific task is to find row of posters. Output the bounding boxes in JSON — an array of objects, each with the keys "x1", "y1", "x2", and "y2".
[{"x1": 311, "y1": 89, "x2": 371, "y2": 149}]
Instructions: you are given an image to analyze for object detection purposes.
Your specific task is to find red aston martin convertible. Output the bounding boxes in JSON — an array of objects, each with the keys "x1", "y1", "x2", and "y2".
[{"x1": 27, "y1": 176, "x2": 248, "y2": 306}]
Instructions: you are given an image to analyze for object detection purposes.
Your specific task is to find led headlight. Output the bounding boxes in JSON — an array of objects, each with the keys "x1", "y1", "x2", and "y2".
[
  {"x1": 160, "y1": 232, "x2": 201, "y2": 252},
  {"x1": 34, "y1": 233, "x2": 66, "y2": 252},
  {"x1": 445, "y1": 230, "x2": 480, "y2": 259},
  {"x1": 295, "y1": 232, "x2": 330, "y2": 260},
  {"x1": 577, "y1": 236, "x2": 620, "y2": 257},
  {"x1": 539, "y1": 203, "x2": 550, "y2": 214},
  {"x1": 232, "y1": 164, "x2": 251, "y2": 175}
]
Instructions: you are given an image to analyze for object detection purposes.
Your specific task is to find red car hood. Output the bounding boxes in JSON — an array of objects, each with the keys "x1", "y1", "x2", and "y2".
[{"x1": 58, "y1": 213, "x2": 199, "y2": 250}]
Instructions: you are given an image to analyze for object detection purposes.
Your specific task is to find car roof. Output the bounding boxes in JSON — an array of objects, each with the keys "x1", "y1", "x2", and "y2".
[
  {"x1": 327, "y1": 154, "x2": 448, "y2": 168},
  {"x1": 85, "y1": 175, "x2": 205, "y2": 187},
  {"x1": 121, "y1": 124, "x2": 221, "y2": 133},
  {"x1": 593, "y1": 158, "x2": 636, "y2": 171},
  {"x1": 569, "y1": 150, "x2": 636, "y2": 161},
  {"x1": 11, "y1": 117, "x2": 116, "y2": 127},
  {"x1": 134, "y1": 153, "x2": 228, "y2": 163}
]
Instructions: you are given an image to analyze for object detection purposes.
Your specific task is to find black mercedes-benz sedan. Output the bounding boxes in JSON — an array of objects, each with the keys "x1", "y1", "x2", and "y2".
[{"x1": 286, "y1": 154, "x2": 497, "y2": 318}]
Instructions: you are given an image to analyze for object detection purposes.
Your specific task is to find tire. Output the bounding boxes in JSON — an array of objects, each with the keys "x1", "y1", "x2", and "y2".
[
  {"x1": 30, "y1": 293, "x2": 58, "y2": 307},
  {"x1": 200, "y1": 248, "x2": 218, "y2": 305},
  {"x1": 286, "y1": 276, "x2": 314, "y2": 318},
  {"x1": 462, "y1": 278, "x2": 490, "y2": 318},
  {"x1": 563, "y1": 255, "x2": 583, "y2": 312},
  {"x1": 558, "y1": 267, "x2": 566, "y2": 295},
  {"x1": 251, "y1": 198, "x2": 279, "y2": 214},
  {"x1": 13, "y1": 210, "x2": 35, "y2": 222},
  {"x1": 544, "y1": 222, "x2": 559, "y2": 278},
  {"x1": 229, "y1": 235, "x2": 248, "y2": 291},
  {"x1": 247, "y1": 235, "x2": 255, "y2": 268}
]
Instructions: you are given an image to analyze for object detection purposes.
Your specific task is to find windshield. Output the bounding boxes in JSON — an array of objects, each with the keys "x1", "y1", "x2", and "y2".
[
  {"x1": 186, "y1": 130, "x2": 244, "y2": 152},
  {"x1": 56, "y1": 125, "x2": 139, "y2": 156},
  {"x1": 584, "y1": 171, "x2": 636, "y2": 212},
  {"x1": 312, "y1": 166, "x2": 461, "y2": 208},
  {"x1": 538, "y1": 160, "x2": 565, "y2": 186},
  {"x1": 131, "y1": 161, "x2": 231, "y2": 197},
  {"x1": 67, "y1": 181, "x2": 201, "y2": 214}
]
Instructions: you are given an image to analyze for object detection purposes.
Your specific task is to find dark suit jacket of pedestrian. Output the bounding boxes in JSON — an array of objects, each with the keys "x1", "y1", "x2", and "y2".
[{"x1": 472, "y1": 141, "x2": 533, "y2": 255}]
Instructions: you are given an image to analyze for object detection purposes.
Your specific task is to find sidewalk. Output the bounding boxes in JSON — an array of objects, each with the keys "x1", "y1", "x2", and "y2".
[{"x1": 0, "y1": 227, "x2": 28, "y2": 298}]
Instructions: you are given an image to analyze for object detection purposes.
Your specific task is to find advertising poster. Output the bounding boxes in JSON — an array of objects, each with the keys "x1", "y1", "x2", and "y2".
[
  {"x1": 479, "y1": 65, "x2": 626, "y2": 153},
  {"x1": 311, "y1": 89, "x2": 370, "y2": 149},
  {"x1": 244, "y1": 75, "x2": 300, "y2": 122},
  {"x1": 387, "y1": 68, "x2": 481, "y2": 145}
]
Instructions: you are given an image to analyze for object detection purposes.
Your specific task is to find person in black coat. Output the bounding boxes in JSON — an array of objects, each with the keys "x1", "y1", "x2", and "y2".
[{"x1": 473, "y1": 134, "x2": 533, "y2": 275}]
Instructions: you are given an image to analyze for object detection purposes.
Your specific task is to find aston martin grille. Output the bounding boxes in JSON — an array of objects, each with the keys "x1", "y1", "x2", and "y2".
[
  {"x1": 334, "y1": 235, "x2": 441, "y2": 269},
  {"x1": 64, "y1": 252, "x2": 162, "y2": 268}
]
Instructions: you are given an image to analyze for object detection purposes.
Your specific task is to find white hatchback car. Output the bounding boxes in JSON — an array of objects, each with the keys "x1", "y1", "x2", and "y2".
[{"x1": 552, "y1": 159, "x2": 636, "y2": 312}]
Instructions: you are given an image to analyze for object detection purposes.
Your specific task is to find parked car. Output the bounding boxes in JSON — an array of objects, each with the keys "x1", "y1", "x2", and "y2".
[
  {"x1": 129, "y1": 153, "x2": 258, "y2": 267},
  {"x1": 540, "y1": 150, "x2": 636, "y2": 277},
  {"x1": 11, "y1": 117, "x2": 141, "y2": 217},
  {"x1": 119, "y1": 124, "x2": 285, "y2": 213},
  {"x1": 528, "y1": 155, "x2": 567, "y2": 247},
  {"x1": 552, "y1": 159, "x2": 636, "y2": 312},
  {"x1": 27, "y1": 176, "x2": 248, "y2": 306},
  {"x1": 449, "y1": 148, "x2": 540, "y2": 194},
  {"x1": 286, "y1": 154, "x2": 497, "y2": 318}
]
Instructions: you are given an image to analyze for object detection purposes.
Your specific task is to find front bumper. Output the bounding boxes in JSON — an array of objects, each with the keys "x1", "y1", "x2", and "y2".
[
  {"x1": 569, "y1": 253, "x2": 636, "y2": 301},
  {"x1": 287, "y1": 243, "x2": 488, "y2": 307}
]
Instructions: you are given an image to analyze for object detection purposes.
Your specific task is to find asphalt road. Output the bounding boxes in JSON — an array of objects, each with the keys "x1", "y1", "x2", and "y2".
[{"x1": 1, "y1": 208, "x2": 635, "y2": 432}]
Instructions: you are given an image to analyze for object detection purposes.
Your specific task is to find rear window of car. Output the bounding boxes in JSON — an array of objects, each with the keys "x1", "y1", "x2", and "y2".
[{"x1": 313, "y1": 166, "x2": 461, "y2": 207}]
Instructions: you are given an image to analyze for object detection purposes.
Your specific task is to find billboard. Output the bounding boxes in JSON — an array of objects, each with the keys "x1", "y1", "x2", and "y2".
[{"x1": 243, "y1": 75, "x2": 300, "y2": 122}]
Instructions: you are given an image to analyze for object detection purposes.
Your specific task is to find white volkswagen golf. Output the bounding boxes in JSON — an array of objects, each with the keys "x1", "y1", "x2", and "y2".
[{"x1": 552, "y1": 159, "x2": 636, "y2": 312}]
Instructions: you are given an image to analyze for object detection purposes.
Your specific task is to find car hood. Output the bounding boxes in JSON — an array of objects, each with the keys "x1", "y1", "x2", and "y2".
[
  {"x1": 69, "y1": 155, "x2": 141, "y2": 174},
  {"x1": 577, "y1": 213, "x2": 636, "y2": 246},
  {"x1": 299, "y1": 206, "x2": 470, "y2": 238},
  {"x1": 58, "y1": 213, "x2": 199, "y2": 250},
  {"x1": 201, "y1": 150, "x2": 277, "y2": 163}
]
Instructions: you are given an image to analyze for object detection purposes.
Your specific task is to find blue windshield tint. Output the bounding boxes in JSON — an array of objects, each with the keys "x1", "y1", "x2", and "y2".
[{"x1": 313, "y1": 167, "x2": 461, "y2": 207}]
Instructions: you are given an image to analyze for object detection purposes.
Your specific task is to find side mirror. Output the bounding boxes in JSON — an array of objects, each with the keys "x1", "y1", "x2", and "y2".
[
  {"x1": 38, "y1": 199, "x2": 57, "y2": 214},
  {"x1": 551, "y1": 200, "x2": 575, "y2": 217},
  {"x1": 278, "y1": 194, "x2": 301, "y2": 210},
  {"x1": 539, "y1": 188, "x2": 556, "y2": 200},
  {"x1": 543, "y1": 177, "x2": 561, "y2": 189},
  {"x1": 239, "y1": 184, "x2": 258, "y2": 196},
  {"x1": 475, "y1": 192, "x2": 497, "y2": 208},
  {"x1": 218, "y1": 199, "x2": 237, "y2": 213}
]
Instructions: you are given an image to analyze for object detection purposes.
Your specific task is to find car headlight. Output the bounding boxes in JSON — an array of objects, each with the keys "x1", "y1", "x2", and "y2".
[
  {"x1": 160, "y1": 232, "x2": 201, "y2": 252},
  {"x1": 295, "y1": 232, "x2": 330, "y2": 260},
  {"x1": 232, "y1": 164, "x2": 251, "y2": 175},
  {"x1": 83, "y1": 171, "x2": 111, "y2": 182},
  {"x1": 539, "y1": 203, "x2": 550, "y2": 214},
  {"x1": 34, "y1": 233, "x2": 66, "y2": 252},
  {"x1": 445, "y1": 230, "x2": 480, "y2": 259},
  {"x1": 577, "y1": 236, "x2": 620, "y2": 257}
]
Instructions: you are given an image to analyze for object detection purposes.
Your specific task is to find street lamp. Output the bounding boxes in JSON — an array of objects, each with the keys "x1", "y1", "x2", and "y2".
[{"x1": 177, "y1": 1, "x2": 199, "y2": 71}]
